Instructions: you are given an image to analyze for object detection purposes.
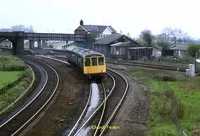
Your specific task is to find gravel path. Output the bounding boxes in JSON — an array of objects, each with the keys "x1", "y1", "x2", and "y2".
[{"x1": 105, "y1": 64, "x2": 148, "y2": 136}]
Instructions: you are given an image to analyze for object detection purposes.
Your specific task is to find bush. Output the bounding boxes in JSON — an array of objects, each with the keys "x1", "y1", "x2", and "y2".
[
  {"x1": 149, "y1": 92, "x2": 172, "y2": 123},
  {"x1": 187, "y1": 44, "x2": 200, "y2": 57},
  {"x1": 162, "y1": 76, "x2": 176, "y2": 81},
  {"x1": 145, "y1": 125, "x2": 181, "y2": 136},
  {"x1": 153, "y1": 75, "x2": 177, "y2": 81}
]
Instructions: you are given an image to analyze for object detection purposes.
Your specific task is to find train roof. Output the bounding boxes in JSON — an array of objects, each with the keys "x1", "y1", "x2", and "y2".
[{"x1": 66, "y1": 45, "x2": 104, "y2": 58}]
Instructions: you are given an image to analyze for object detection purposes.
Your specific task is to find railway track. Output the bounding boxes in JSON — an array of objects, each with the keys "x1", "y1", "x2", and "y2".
[
  {"x1": 55, "y1": 55, "x2": 200, "y2": 73},
  {"x1": 98, "y1": 69, "x2": 129, "y2": 136},
  {"x1": 37, "y1": 56, "x2": 107, "y2": 136},
  {"x1": 0, "y1": 57, "x2": 59, "y2": 136},
  {"x1": 68, "y1": 83, "x2": 107, "y2": 136},
  {"x1": 67, "y1": 68, "x2": 128, "y2": 136},
  {"x1": 39, "y1": 56, "x2": 129, "y2": 136},
  {"x1": 106, "y1": 59, "x2": 200, "y2": 73}
]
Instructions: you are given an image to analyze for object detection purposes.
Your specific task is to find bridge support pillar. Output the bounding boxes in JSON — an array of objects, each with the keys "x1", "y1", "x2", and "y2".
[
  {"x1": 38, "y1": 40, "x2": 41, "y2": 48},
  {"x1": 29, "y1": 40, "x2": 34, "y2": 49},
  {"x1": 12, "y1": 32, "x2": 24, "y2": 55},
  {"x1": 42, "y1": 40, "x2": 47, "y2": 48}
]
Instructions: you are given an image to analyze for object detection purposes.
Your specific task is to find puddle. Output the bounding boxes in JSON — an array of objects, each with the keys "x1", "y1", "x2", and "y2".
[{"x1": 63, "y1": 83, "x2": 100, "y2": 136}]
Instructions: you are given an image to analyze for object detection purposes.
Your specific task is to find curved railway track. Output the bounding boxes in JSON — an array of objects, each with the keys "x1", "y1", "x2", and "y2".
[
  {"x1": 25, "y1": 55, "x2": 90, "y2": 136},
  {"x1": 0, "y1": 57, "x2": 59, "y2": 136},
  {"x1": 68, "y1": 83, "x2": 107, "y2": 136},
  {"x1": 68, "y1": 67, "x2": 128, "y2": 136},
  {"x1": 93, "y1": 83, "x2": 106, "y2": 136},
  {"x1": 36, "y1": 56, "x2": 129, "y2": 136},
  {"x1": 99, "y1": 69, "x2": 128, "y2": 136}
]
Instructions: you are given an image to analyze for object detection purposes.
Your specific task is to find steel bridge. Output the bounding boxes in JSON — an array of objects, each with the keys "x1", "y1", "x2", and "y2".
[{"x1": 0, "y1": 31, "x2": 86, "y2": 54}]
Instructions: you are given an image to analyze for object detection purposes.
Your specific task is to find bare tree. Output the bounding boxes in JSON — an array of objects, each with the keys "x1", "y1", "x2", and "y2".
[
  {"x1": 162, "y1": 27, "x2": 171, "y2": 41},
  {"x1": 162, "y1": 27, "x2": 190, "y2": 44},
  {"x1": 0, "y1": 25, "x2": 35, "y2": 32}
]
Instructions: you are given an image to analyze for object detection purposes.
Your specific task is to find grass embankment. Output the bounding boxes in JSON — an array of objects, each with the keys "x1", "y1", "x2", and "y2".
[
  {"x1": 0, "y1": 54, "x2": 33, "y2": 111},
  {"x1": 128, "y1": 67, "x2": 200, "y2": 136},
  {"x1": 0, "y1": 54, "x2": 25, "y2": 71},
  {"x1": 0, "y1": 71, "x2": 23, "y2": 89}
]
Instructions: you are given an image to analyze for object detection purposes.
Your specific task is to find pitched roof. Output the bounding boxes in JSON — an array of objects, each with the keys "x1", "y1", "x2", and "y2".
[
  {"x1": 94, "y1": 34, "x2": 123, "y2": 45},
  {"x1": 93, "y1": 34, "x2": 139, "y2": 45},
  {"x1": 108, "y1": 26, "x2": 117, "y2": 33},
  {"x1": 110, "y1": 41, "x2": 140, "y2": 47},
  {"x1": 82, "y1": 25, "x2": 117, "y2": 33},
  {"x1": 170, "y1": 44, "x2": 188, "y2": 51},
  {"x1": 128, "y1": 47, "x2": 153, "y2": 49}
]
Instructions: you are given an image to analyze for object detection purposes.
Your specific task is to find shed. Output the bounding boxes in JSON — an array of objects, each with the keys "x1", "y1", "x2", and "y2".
[
  {"x1": 110, "y1": 41, "x2": 140, "y2": 59},
  {"x1": 170, "y1": 44, "x2": 188, "y2": 58},
  {"x1": 93, "y1": 34, "x2": 139, "y2": 57},
  {"x1": 127, "y1": 47, "x2": 153, "y2": 60}
]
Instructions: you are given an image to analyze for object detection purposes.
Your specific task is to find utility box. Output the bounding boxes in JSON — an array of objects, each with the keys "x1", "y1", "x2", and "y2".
[{"x1": 189, "y1": 64, "x2": 195, "y2": 76}]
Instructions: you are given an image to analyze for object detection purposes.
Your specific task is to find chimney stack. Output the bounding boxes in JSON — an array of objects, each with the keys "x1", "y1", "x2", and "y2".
[{"x1": 80, "y1": 20, "x2": 83, "y2": 26}]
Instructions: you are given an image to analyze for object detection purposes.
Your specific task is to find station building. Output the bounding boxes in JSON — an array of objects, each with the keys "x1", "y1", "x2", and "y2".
[{"x1": 93, "y1": 34, "x2": 153, "y2": 60}]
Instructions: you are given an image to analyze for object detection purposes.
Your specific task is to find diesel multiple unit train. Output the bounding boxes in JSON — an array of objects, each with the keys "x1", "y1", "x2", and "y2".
[{"x1": 63, "y1": 46, "x2": 106, "y2": 80}]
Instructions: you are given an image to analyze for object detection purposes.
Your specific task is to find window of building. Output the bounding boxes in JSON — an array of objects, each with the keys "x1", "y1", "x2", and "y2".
[
  {"x1": 85, "y1": 58, "x2": 90, "y2": 66},
  {"x1": 98, "y1": 57, "x2": 104, "y2": 65},
  {"x1": 92, "y1": 57, "x2": 97, "y2": 66}
]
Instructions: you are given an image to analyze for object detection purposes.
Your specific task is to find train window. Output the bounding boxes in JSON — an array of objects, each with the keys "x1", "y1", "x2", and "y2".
[
  {"x1": 85, "y1": 58, "x2": 90, "y2": 66},
  {"x1": 92, "y1": 58, "x2": 97, "y2": 66},
  {"x1": 98, "y1": 57, "x2": 104, "y2": 65}
]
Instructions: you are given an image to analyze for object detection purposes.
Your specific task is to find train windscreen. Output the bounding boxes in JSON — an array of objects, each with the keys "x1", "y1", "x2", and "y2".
[
  {"x1": 98, "y1": 57, "x2": 104, "y2": 65},
  {"x1": 85, "y1": 58, "x2": 90, "y2": 66},
  {"x1": 92, "y1": 58, "x2": 97, "y2": 66}
]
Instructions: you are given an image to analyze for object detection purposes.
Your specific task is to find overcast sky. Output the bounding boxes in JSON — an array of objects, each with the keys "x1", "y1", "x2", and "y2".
[{"x1": 1, "y1": 0, "x2": 200, "y2": 39}]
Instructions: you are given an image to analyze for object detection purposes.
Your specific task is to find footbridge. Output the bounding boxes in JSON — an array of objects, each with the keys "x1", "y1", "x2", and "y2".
[{"x1": 0, "y1": 31, "x2": 86, "y2": 54}]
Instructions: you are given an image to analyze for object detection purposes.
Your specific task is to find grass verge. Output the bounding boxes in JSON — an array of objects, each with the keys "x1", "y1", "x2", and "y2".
[
  {"x1": 0, "y1": 71, "x2": 23, "y2": 89},
  {"x1": 128, "y1": 67, "x2": 200, "y2": 136},
  {"x1": 0, "y1": 68, "x2": 33, "y2": 111}
]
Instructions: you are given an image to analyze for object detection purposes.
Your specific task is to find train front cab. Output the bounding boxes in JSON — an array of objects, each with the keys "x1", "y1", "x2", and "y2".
[{"x1": 83, "y1": 56, "x2": 106, "y2": 81}]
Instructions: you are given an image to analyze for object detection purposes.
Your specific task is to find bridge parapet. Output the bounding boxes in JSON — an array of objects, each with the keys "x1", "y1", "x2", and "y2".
[
  {"x1": 24, "y1": 33, "x2": 86, "y2": 41},
  {"x1": 0, "y1": 32, "x2": 86, "y2": 41}
]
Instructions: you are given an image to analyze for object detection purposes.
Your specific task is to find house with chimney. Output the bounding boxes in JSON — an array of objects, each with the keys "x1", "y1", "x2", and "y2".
[
  {"x1": 74, "y1": 20, "x2": 117, "y2": 40},
  {"x1": 73, "y1": 20, "x2": 153, "y2": 60}
]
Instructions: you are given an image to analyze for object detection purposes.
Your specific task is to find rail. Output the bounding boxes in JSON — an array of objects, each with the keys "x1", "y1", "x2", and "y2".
[{"x1": 12, "y1": 60, "x2": 60, "y2": 135}]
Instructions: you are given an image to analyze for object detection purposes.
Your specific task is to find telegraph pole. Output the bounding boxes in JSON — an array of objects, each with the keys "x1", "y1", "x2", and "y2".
[{"x1": 195, "y1": 52, "x2": 198, "y2": 73}]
